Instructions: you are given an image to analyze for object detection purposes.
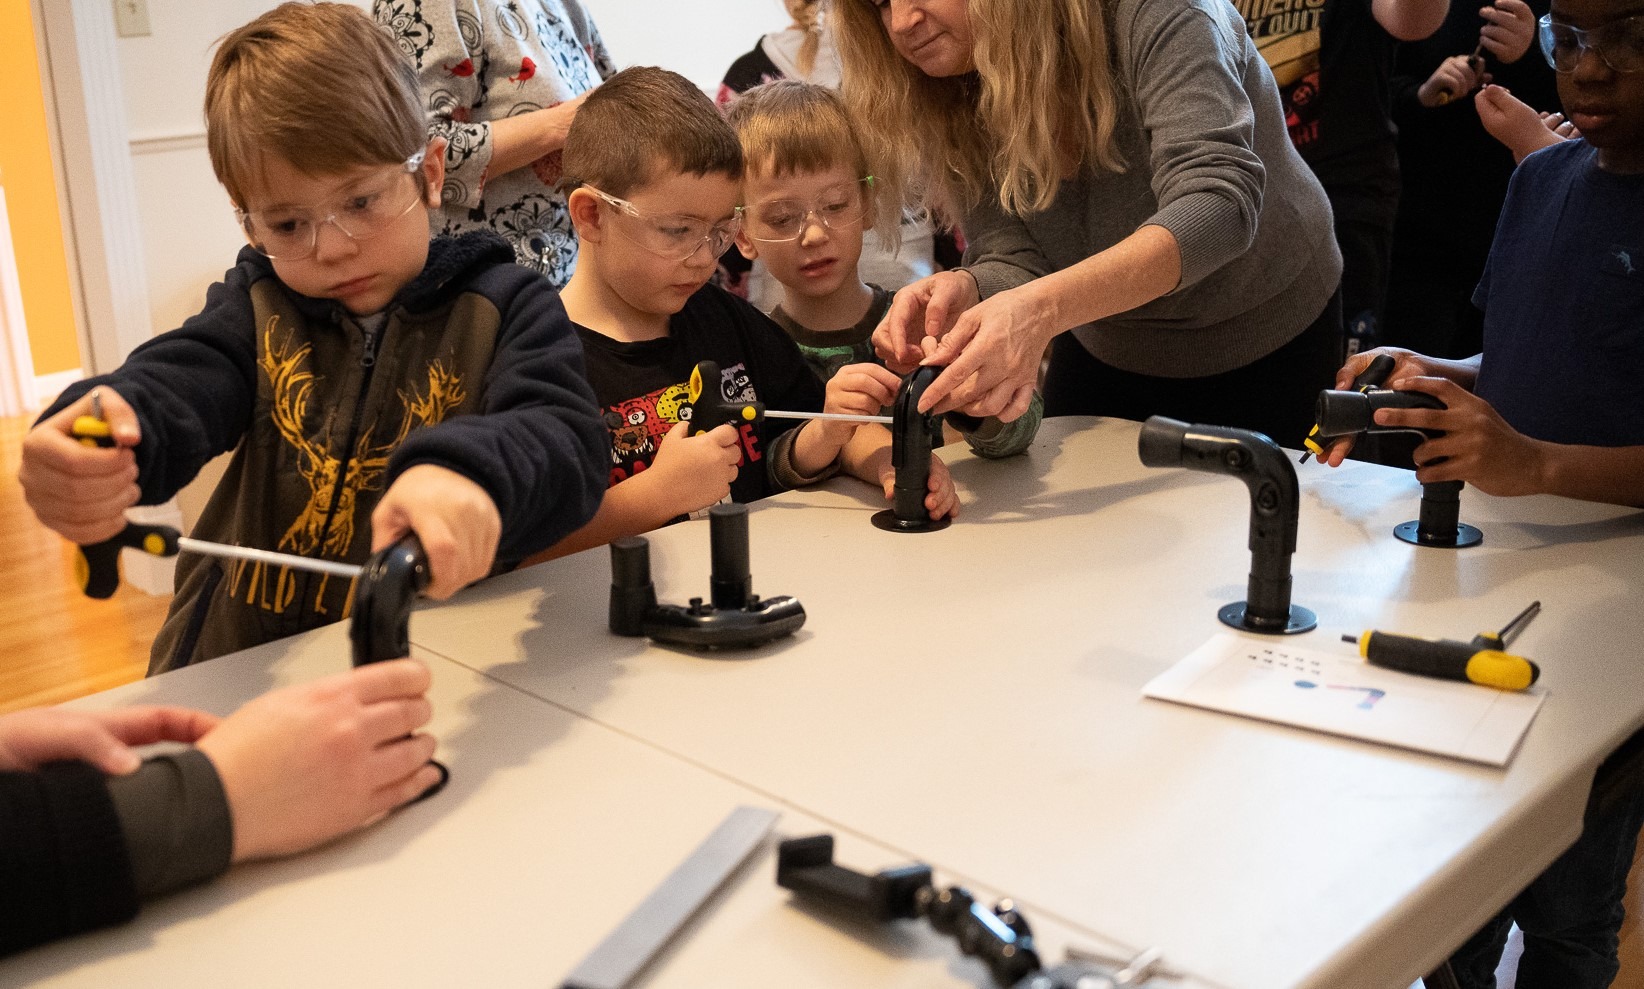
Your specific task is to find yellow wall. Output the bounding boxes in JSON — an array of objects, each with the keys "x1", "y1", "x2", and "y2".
[{"x1": 1, "y1": 1, "x2": 81, "y2": 376}]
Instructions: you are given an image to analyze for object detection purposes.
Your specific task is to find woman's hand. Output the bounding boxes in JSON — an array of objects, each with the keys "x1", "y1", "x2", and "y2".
[
  {"x1": 913, "y1": 285, "x2": 1051, "y2": 422},
  {"x1": 873, "y1": 270, "x2": 981, "y2": 373}
]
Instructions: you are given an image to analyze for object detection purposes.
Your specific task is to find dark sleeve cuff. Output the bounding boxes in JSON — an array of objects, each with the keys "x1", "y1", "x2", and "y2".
[{"x1": 107, "y1": 749, "x2": 234, "y2": 900}]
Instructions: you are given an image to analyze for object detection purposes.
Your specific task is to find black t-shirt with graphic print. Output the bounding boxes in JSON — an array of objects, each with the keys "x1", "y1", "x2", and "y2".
[
  {"x1": 1242, "y1": 0, "x2": 1398, "y2": 216},
  {"x1": 574, "y1": 284, "x2": 826, "y2": 505}
]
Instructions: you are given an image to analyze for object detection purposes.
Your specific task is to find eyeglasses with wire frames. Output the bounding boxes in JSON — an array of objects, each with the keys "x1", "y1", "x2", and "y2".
[
  {"x1": 1538, "y1": 12, "x2": 1644, "y2": 74},
  {"x1": 236, "y1": 151, "x2": 428, "y2": 261},
  {"x1": 739, "y1": 177, "x2": 875, "y2": 243},
  {"x1": 581, "y1": 186, "x2": 742, "y2": 261}
]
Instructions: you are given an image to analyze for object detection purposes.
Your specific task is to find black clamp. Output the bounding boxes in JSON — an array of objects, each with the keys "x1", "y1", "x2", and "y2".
[
  {"x1": 776, "y1": 834, "x2": 1171, "y2": 988},
  {"x1": 609, "y1": 503, "x2": 806, "y2": 649},
  {"x1": 873, "y1": 365, "x2": 981, "y2": 533}
]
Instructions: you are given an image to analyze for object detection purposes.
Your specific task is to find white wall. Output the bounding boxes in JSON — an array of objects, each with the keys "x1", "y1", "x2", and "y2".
[{"x1": 114, "y1": 0, "x2": 789, "y2": 339}]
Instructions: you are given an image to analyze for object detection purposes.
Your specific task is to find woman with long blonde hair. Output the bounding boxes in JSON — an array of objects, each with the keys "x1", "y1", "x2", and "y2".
[{"x1": 833, "y1": 0, "x2": 1344, "y2": 447}]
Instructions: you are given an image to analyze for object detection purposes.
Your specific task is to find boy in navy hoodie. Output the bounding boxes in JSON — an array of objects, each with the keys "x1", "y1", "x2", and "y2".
[{"x1": 20, "y1": 3, "x2": 606, "y2": 673}]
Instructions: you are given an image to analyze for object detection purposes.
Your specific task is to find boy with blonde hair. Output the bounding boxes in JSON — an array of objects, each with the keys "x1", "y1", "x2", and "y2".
[
  {"x1": 539, "y1": 67, "x2": 956, "y2": 559},
  {"x1": 20, "y1": 3, "x2": 607, "y2": 672},
  {"x1": 726, "y1": 80, "x2": 1042, "y2": 459}
]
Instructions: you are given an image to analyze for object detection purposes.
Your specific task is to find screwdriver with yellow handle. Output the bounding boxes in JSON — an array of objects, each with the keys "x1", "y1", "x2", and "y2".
[
  {"x1": 69, "y1": 391, "x2": 359, "y2": 598},
  {"x1": 71, "y1": 392, "x2": 180, "y2": 599},
  {"x1": 1343, "y1": 601, "x2": 1543, "y2": 691}
]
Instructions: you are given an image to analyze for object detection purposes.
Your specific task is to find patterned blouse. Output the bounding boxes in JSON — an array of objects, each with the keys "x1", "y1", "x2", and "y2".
[{"x1": 375, "y1": 0, "x2": 617, "y2": 287}]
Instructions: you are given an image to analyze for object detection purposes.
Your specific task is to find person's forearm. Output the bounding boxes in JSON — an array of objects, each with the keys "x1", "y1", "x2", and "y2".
[
  {"x1": 789, "y1": 420, "x2": 850, "y2": 479},
  {"x1": 1371, "y1": 0, "x2": 1448, "y2": 40},
  {"x1": 485, "y1": 102, "x2": 579, "y2": 179},
  {"x1": 1431, "y1": 354, "x2": 1483, "y2": 390},
  {"x1": 837, "y1": 425, "x2": 893, "y2": 486},
  {"x1": 1533, "y1": 443, "x2": 1644, "y2": 507},
  {"x1": 524, "y1": 476, "x2": 672, "y2": 564},
  {"x1": 1010, "y1": 224, "x2": 1182, "y2": 340}
]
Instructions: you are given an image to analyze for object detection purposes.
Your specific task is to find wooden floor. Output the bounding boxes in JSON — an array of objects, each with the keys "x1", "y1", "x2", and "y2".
[{"x1": 1, "y1": 412, "x2": 1640, "y2": 985}]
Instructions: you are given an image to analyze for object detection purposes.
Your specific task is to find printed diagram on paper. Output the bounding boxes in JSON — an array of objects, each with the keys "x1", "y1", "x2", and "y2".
[{"x1": 1142, "y1": 633, "x2": 1546, "y2": 765}]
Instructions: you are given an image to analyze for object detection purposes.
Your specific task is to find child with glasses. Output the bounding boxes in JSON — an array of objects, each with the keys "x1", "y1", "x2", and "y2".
[
  {"x1": 726, "y1": 81, "x2": 1041, "y2": 460},
  {"x1": 19, "y1": 3, "x2": 607, "y2": 673},
  {"x1": 534, "y1": 67, "x2": 956, "y2": 560},
  {"x1": 1325, "y1": 0, "x2": 1644, "y2": 982}
]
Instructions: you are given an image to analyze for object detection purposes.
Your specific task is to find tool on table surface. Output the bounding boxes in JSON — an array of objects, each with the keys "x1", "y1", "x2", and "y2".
[
  {"x1": 609, "y1": 502, "x2": 806, "y2": 649},
  {"x1": 561, "y1": 805, "x2": 778, "y2": 989},
  {"x1": 777, "y1": 833, "x2": 1176, "y2": 988},
  {"x1": 1300, "y1": 352, "x2": 1395, "y2": 463},
  {"x1": 1344, "y1": 601, "x2": 1542, "y2": 691},
  {"x1": 1309, "y1": 383, "x2": 1484, "y2": 549},
  {"x1": 1138, "y1": 416, "x2": 1316, "y2": 635}
]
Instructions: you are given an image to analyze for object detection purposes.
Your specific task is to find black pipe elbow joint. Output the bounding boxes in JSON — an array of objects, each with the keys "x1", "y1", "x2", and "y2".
[
  {"x1": 873, "y1": 366, "x2": 951, "y2": 533},
  {"x1": 1138, "y1": 416, "x2": 1316, "y2": 635}
]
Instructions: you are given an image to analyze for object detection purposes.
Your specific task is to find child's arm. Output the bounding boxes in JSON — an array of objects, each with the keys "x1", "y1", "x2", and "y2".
[
  {"x1": 22, "y1": 267, "x2": 263, "y2": 539},
  {"x1": 387, "y1": 273, "x2": 608, "y2": 566},
  {"x1": 528, "y1": 422, "x2": 743, "y2": 563},
  {"x1": 1372, "y1": 377, "x2": 1644, "y2": 506},
  {"x1": 838, "y1": 424, "x2": 961, "y2": 521},
  {"x1": 785, "y1": 363, "x2": 903, "y2": 477},
  {"x1": 1476, "y1": 85, "x2": 1575, "y2": 164},
  {"x1": 369, "y1": 465, "x2": 501, "y2": 600}
]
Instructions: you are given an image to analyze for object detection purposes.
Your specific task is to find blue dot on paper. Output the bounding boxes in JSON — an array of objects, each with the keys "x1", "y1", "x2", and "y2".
[{"x1": 1295, "y1": 680, "x2": 1318, "y2": 689}]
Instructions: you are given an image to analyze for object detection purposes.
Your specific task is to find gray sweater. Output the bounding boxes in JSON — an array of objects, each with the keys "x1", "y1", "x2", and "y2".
[{"x1": 963, "y1": 0, "x2": 1342, "y2": 378}]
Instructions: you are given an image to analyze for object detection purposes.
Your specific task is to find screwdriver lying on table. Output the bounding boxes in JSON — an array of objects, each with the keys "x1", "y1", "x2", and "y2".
[{"x1": 1344, "y1": 601, "x2": 1543, "y2": 691}]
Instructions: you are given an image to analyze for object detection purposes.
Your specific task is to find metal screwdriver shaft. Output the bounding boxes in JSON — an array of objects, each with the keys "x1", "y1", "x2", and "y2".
[{"x1": 176, "y1": 538, "x2": 363, "y2": 579}]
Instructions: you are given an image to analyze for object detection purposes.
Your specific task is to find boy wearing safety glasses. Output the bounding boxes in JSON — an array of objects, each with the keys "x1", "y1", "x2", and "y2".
[
  {"x1": 20, "y1": 3, "x2": 607, "y2": 672},
  {"x1": 1327, "y1": 0, "x2": 1644, "y2": 984},
  {"x1": 536, "y1": 67, "x2": 954, "y2": 560},
  {"x1": 726, "y1": 80, "x2": 1041, "y2": 460}
]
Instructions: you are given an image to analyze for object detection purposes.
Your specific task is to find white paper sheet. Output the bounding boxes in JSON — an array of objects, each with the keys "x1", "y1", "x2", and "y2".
[{"x1": 1143, "y1": 633, "x2": 1546, "y2": 766}]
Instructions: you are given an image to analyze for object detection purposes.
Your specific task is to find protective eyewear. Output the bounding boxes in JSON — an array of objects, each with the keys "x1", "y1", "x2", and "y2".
[
  {"x1": 739, "y1": 178, "x2": 874, "y2": 243},
  {"x1": 1538, "y1": 12, "x2": 1644, "y2": 74},
  {"x1": 583, "y1": 186, "x2": 741, "y2": 261},
  {"x1": 237, "y1": 151, "x2": 427, "y2": 261}
]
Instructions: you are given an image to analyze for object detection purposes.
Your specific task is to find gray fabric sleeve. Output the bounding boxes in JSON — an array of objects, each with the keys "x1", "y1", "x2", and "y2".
[
  {"x1": 958, "y1": 390, "x2": 1044, "y2": 459},
  {"x1": 961, "y1": 199, "x2": 1055, "y2": 302},
  {"x1": 765, "y1": 425, "x2": 841, "y2": 493},
  {"x1": 1116, "y1": 0, "x2": 1266, "y2": 289},
  {"x1": 106, "y1": 749, "x2": 234, "y2": 900}
]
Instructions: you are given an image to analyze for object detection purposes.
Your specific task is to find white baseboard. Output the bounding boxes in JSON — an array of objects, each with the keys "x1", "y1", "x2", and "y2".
[{"x1": 31, "y1": 368, "x2": 85, "y2": 410}]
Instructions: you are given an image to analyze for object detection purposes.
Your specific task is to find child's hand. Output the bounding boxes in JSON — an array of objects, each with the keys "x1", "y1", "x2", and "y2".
[
  {"x1": 1418, "y1": 55, "x2": 1488, "y2": 107},
  {"x1": 1322, "y1": 348, "x2": 1457, "y2": 467},
  {"x1": 1477, "y1": 0, "x2": 1536, "y2": 65},
  {"x1": 19, "y1": 388, "x2": 142, "y2": 544},
  {"x1": 819, "y1": 363, "x2": 902, "y2": 447},
  {"x1": 878, "y1": 450, "x2": 961, "y2": 521},
  {"x1": 372, "y1": 464, "x2": 501, "y2": 599},
  {"x1": 1476, "y1": 85, "x2": 1569, "y2": 163},
  {"x1": 1372, "y1": 376, "x2": 1550, "y2": 497},
  {"x1": 644, "y1": 421, "x2": 741, "y2": 515}
]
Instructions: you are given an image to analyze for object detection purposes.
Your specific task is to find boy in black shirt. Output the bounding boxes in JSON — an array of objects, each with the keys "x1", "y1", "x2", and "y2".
[{"x1": 538, "y1": 67, "x2": 956, "y2": 559}]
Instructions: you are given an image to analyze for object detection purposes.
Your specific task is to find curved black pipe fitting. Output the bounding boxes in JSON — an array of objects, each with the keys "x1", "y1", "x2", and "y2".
[
  {"x1": 872, "y1": 365, "x2": 950, "y2": 533},
  {"x1": 1138, "y1": 416, "x2": 1315, "y2": 634},
  {"x1": 350, "y1": 533, "x2": 431, "y2": 666}
]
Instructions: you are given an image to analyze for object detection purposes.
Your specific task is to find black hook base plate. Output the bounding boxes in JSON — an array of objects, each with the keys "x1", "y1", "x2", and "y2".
[
  {"x1": 1219, "y1": 601, "x2": 1318, "y2": 635},
  {"x1": 871, "y1": 509, "x2": 951, "y2": 533},
  {"x1": 1393, "y1": 520, "x2": 1483, "y2": 548}
]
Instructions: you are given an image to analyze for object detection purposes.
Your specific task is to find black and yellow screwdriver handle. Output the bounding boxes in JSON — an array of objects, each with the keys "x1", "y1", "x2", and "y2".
[
  {"x1": 1348, "y1": 629, "x2": 1541, "y2": 691},
  {"x1": 684, "y1": 360, "x2": 764, "y2": 436},
  {"x1": 69, "y1": 410, "x2": 180, "y2": 599}
]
